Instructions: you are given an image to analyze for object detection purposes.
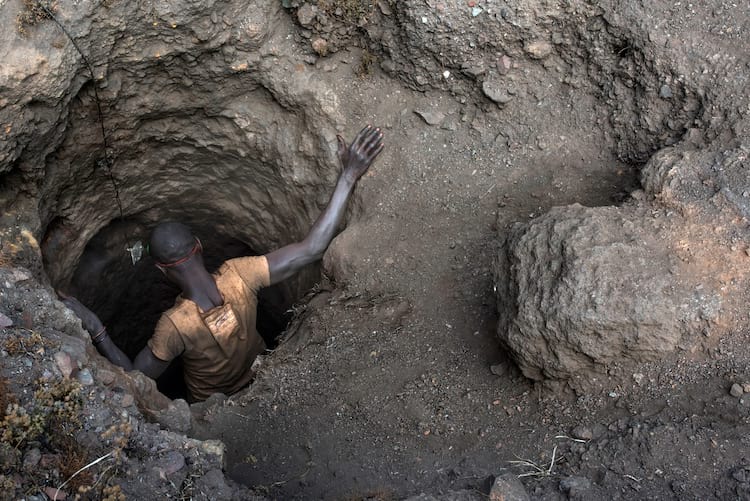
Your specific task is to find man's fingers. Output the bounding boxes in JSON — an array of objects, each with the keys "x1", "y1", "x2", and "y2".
[
  {"x1": 352, "y1": 125, "x2": 373, "y2": 146},
  {"x1": 364, "y1": 142, "x2": 385, "y2": 164}
]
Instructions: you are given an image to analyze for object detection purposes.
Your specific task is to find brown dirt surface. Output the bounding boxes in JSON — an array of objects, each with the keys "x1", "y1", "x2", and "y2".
[{"x1": 189, "y1": 3, "x2": 750, "y2": 499}]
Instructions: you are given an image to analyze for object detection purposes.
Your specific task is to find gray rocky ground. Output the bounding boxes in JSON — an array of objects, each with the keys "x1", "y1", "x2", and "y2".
[{"x1": 1, "y1": 0, "x2": 750, "y2": 499}]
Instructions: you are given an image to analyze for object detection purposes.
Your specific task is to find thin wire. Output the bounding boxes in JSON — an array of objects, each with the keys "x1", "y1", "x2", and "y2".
[{"x1": 36, "y1": 1, "x2": 125, "y2": 220}]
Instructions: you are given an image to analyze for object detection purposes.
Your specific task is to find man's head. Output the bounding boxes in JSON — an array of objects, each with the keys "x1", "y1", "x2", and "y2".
[{"x1": 149, "y1": 222, "x2": 202, "y2": 270}]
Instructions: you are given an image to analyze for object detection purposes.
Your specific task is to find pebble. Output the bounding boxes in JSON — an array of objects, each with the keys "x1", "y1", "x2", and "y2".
[
  {"x1": 121, "y1": 393, "x2": 135, "y2": 407},
  {"x1": 482, "y1": 79, "x2": 514, "y2": 105},
  {"x1": 729, "y1": 383, "x2": 744, "y2": 398},
  {"x1": 743, "y1": 382, "x2": 750, "y2": 393},
  {"x1": 297, "y1": 4, "x2": 315, "y2": 26},
  {"x1": 659, "y1": 84, "x2": 673, "y2": 99},
  {"x1": 77, "y1": 368, "x2": 94, "y2": 386},
  {"x1": 311, "y1": 38, "x2": 328, "y2": 56},
  {"x1": 96, "y1": 368, "x2": 116, "y2": 385},
  {"x1": 571, "y1": 425, "x2": 593, "y2": 441},
  {"x1": 158, "y1": 450, "x2": 186, "y2": 476},
  {"x1": 560, "y1": 476, "x2": 592, "y2": 495},
  {"x1": 489, "y1": 473, "x2": 530, "y2": 501},
  {"x1": 524, "y1": 40, "x2": 553, "y2": 59},
  {"x1": 632, "y1": 373, "x2": 645, "y2": 385},
  {"x1": 472, "y1": 7, "x2": 483, "y2": 17},
  {"x1": 43, "y1": 487, "x2": 67, "y2": 500},
  {"x1": 54, "y1": 351, "x2": 74, "y2": 378},
  {"x1": 0, "y1": 312, "x2": 12, "y2": 328},
  {"x1": 414, "y1": 109, "x2": 446, "y2": 126},
  {"x1": 23, "y1": 448, "x2": 42, "y2": 470}
]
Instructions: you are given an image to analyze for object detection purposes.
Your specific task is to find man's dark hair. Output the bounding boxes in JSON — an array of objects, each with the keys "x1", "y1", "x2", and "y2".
[{"x1": 149, "y1": 222, "x2": 196, "y2": 264}]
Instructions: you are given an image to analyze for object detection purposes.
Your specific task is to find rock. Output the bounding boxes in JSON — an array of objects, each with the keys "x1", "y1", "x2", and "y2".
[
  {"x1": 730, "y1": 383, "x2": 744, "y2": 398},
  {"x1": 43, "y1": 487, "x2": 67, "y2": 500},
  {"x1": 415, "y1": 109, "x2": 446, "y2": 126},
  {"x1": 494, "y1": 204, "x2": 700, "y2": 384},
  {"x1": 524, "y1": 40, "x2": 553, "y2": 59},
  {"x1": 96, "y1": 368, "x2": 116, "y2": 385},
  {"x1": 571, "y1": 425, "x2": 593, "y2": 441},
  {"x1": 23, "y1": 448, "x2": 41, "y2": 470},
  {"x1": 490, "y1": 363, "x2": 509, "y2": 377},
  {"x1": 560, "y1": 476, "x2": 592, "y2": 495},
  {"x1": 120, "y1": 393, "x2": 135, "y2": 407},
  {"x1": 158, "y1": 451, "x2": 186, "y2": 476},
  {"x1": 489, "y1": 473, "x2": 530, "y2": 501},
  {"x1": 632, "y1": 373, "x2": 645, "y2": 385},
  {"x1": 194, "y1": 468, "x2": 233, "y2": 500},
  {"x1": 77, "y1": 368, "x2": 94, "y2": 386},
  {"x1": 199, "y1": 439, "x2": 227, "y2": 469},
  {"x1": 311, "y1": 37, "x2": 328, "y2": 56},
  {"x1": 743, "y1": 383, "x2": 750, "y2": 393},
  {"x1": 156, "y1": 399, "x2": 192, "y2": 432},
  {"x1": 54, "y1": 351, "x2": 74, "y2": 378},
  {"x1": 497, "y1": 55, "x2": 512, "y2": 74},
  {"x1": 659, "y1": 84, "x2": 673, "y2": 99},
  {"x1": 297, "y1": 4, "x2": 316, "y2": 26},
  {"x1": 0, "y1": 312, "x2": 12, "y2": 328},
  {"x1": 482, "y1": 77, "x2": 514, "y2": 105}
]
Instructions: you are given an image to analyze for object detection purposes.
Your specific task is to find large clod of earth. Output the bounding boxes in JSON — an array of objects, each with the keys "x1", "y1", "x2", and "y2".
[{"x1": 1, "y1": 0, "x2": 750, "y2": 499}]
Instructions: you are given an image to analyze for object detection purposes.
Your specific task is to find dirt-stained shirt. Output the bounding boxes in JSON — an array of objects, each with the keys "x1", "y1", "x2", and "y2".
[{"x1": 147, "y1": 256, "x2": 270, "y2": 401}]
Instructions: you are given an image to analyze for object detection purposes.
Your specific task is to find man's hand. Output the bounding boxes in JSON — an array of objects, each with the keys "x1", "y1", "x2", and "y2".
[
  {"x1": 59, "y1": 294, "x2": 104, "y2": 334},
  {"x1": 337, "y1": 125, "x2": 384, "y2": 182}
]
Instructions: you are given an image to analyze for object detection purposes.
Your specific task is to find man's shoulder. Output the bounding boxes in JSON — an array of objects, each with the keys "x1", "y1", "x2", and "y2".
[{"x1": 221, "y1": 256, "x2": 270, "y2": 290}]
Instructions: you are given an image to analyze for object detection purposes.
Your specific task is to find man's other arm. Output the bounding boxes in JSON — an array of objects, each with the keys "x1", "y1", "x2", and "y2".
[{"x1": 61, "y1": 296, "x2": 170, "y2": 379}]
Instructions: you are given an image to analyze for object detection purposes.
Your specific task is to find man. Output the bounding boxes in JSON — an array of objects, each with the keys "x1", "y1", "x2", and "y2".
[{"x1": 63, "y1": 125, "x2": 384, "y2": 401}]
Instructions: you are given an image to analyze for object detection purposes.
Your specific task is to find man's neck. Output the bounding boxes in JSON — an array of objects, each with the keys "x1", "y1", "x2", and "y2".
[{"x1": 182, "y1": 268, "x2": 223, "y2": 312}]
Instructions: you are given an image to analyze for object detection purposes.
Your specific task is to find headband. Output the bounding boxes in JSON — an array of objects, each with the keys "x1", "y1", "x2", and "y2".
[{"x1": 155, "y1": 238, "x2": 202, "y2": 268}]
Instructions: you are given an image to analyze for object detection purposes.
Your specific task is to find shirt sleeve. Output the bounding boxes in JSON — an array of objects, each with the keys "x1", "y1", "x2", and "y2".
[
  {"x1": 226, "y1": 256, "x2": 271, "y2": 291},
  {"x1": 147, "y1": 314, "x2": 185, "y2": 362}
]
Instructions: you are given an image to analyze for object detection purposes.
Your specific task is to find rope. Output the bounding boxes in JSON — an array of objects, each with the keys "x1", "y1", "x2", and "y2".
[{"x1": 36, "y1": 1, "x2": 125, "y2": 220}]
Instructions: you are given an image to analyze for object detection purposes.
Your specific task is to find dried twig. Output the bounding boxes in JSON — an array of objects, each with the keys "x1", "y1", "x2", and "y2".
[{"x1": 55, "y1": 451, "x2": 114, "y2": 499}]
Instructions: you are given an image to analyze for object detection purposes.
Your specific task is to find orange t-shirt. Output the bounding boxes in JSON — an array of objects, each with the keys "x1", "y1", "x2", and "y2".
[{"x1": 147, "y1": 256, "x2": 270, "y2": 401}]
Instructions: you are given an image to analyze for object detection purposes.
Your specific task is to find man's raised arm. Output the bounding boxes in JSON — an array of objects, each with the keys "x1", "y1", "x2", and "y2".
[{"x1": 265, "y1": 125, "x2": 384, "y2": 285}]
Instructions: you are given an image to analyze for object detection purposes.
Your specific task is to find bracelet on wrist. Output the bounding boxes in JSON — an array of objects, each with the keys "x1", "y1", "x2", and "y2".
[{"x1": 91, "y1": 326, "x2": 107, "y2": 345}]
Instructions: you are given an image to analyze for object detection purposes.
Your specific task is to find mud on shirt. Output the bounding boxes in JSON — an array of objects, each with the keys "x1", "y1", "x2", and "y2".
[{"x1": 148, "y1": 256, "x2": 270, "y2": 401}]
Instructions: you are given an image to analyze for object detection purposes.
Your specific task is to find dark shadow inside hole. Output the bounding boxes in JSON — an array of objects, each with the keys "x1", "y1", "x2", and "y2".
[{"x1": 63, "y1": 219, "x2": 304, "y2": 400}]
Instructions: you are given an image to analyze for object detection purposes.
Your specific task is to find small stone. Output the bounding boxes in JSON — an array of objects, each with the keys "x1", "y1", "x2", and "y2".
[
  {"x1": 0, "y1": 312, "x2": 12, "y2": 328},
  {"x1": 489, "y1": 473, "x2": 530, "y2": 501},
  {"x1": 659, "y1": 84, "x2": 673, "y2": 99},
  {"x1": 443, "y1": 70, "x2": 450, "y2": 79},
  {"x1": 560, "y1": 476, "x2": 591, "y2": 495},
  {"x1": 571, "y1": 425, "x2": 593, "y2": 441},
  {"x1": 195, "y1": 469, "x2": 233, "y2": 499},
  {"x1": 159, "y1": 451, "x2": 186, "y2": 476},
  {"x1": 43, "y1": 487, "x2": 67, "y2": 500},
  {"x1": 632, "y1": 373, "x2": 645, "y2": 385},
  {"x1": 730, "y1": 383, "x2": 744, "y2": 398},
  {"x1": 743, "y1": 383, "x2": 750, "y2": 393},
  {"x1": 471, "y1": 7, "x2": 483, "y2": 17},
  {"x1": 77, "y1": 368, "x2": 94, "y2": 386},
  {"x1": 490, "y1": 363, "x2": 508, "y2": 377},
  {"x1": 121, "y1": 393, "x2": 135, "y2": 407},
  {"x1": 96, "y1": 369, "x2": 116, "y2": 385},
  {"x1": 23, "y1": 448, "x2": 42, "y2": 470},
  {"x1": 156, "y1": 399, "x2": 192, "y2": 432},
  {"x1": 297, "y1": 4, "x2": 316, "y2": 26},
  {"x1": 482, "y1": 78, "x2": 513, "y2": 105},
  {"x1": 377, "y1": 0, "x2": 392, "y2": 16},
  {"x1": 311, "y1": 38, "x2": 328, "y2": 56},
  {"x1": 415, "y1": 110, "x2": 446, "y2": 126},
  {"x1": 524, "y1": 40, "x2": 553, "y2": 59},
  {"x1": 498, "y1": 55, "x2": 512, "y2": 74},
  {"x1": 54, "y1": 351, "x2": 74, "y2": 378}
]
